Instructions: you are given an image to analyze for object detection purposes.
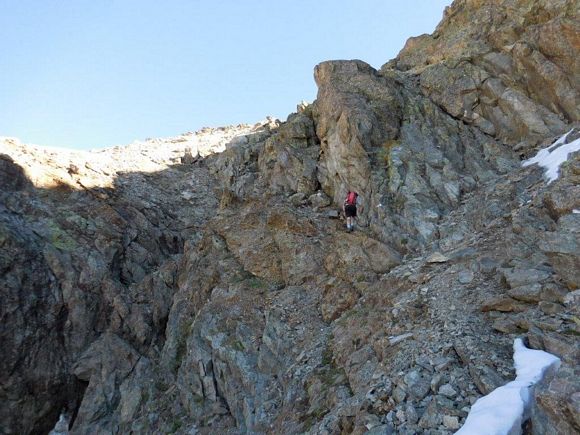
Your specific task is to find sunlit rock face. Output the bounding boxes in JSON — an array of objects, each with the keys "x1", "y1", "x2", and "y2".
[
  {"x1": 1, "y1": 0, "x2": 578, "y2": 434},
  {"x1": 386, "y1": 0, "x2": 578, "y2": 147}
]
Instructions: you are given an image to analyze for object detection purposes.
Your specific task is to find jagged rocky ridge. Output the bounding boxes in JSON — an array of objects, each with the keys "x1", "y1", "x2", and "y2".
[{"x1": 1, "y1": 0, "x2": 579, "y2": 433}]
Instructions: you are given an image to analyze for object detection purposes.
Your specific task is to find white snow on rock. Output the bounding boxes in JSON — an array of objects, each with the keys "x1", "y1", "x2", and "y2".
[
  {"x1": 456, "y1": 338, "x2": 560, "y2": 435},
  {"x1": 48, "y1": 412, "x2": 69, "y2": 434},
  {"x1": 522, "y1": 130, "x2": 580, "y2": 183}
]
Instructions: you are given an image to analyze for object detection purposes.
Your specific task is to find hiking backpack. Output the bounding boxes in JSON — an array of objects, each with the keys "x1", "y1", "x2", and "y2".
[{"x1": 345, "y1": 191, "x2": 358, "y2": 205}]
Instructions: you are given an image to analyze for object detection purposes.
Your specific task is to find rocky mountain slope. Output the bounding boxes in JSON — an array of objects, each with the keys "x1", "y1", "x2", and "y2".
[{"x1": 1, "y1": 0, "x2": 578, "y2": 434}]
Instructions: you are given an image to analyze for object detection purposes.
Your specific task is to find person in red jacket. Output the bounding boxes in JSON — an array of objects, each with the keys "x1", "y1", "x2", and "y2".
[{"x1": 343, "y1": 190, "x2": 360, "y2": 232}]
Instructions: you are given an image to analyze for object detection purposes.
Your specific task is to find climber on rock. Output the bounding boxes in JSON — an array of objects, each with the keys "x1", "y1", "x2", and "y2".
[{"x1": 343, "y1": 190, "x2": 361, "y2": 232}]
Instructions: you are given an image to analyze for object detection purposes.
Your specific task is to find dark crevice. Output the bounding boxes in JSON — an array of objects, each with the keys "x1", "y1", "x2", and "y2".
[{"x1": 68, "y1": 378, "x2": 89, "y2": 430}]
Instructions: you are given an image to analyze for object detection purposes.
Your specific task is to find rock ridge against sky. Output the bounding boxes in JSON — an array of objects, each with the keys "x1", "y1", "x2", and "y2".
[{"x1": 0, "y1": 1, "x2": 453, "y2": 150}]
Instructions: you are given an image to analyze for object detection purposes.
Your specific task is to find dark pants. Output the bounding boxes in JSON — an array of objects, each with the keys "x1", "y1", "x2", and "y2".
[{"x1": 345, "y1": 204, "x2": 357, "y2": 217}]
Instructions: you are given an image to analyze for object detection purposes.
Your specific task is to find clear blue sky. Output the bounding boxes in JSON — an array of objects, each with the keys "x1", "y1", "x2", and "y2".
[{"x1": 0, "y1": 1, "x2": 451, "y2": 149}]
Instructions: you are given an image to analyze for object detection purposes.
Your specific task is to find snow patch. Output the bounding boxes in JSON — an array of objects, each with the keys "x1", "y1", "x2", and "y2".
[
  {"x1": 522, "y1": 130, "x2": 580, "y2": 183},
  {"x1": 456, "y1": 338, "x2": 560, "y2": 435},
  {"x1": 48, "y1": 412, "x2": 69, "y2": 434}
]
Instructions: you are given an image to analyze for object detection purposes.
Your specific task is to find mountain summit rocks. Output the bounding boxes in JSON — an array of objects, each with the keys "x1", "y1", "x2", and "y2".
[
  {"x1": 1, "y1": 0, "x2": 579, "y2": 434},
  {"x1": 387, "y1": 0, "x2": 578, "y2": 147}
]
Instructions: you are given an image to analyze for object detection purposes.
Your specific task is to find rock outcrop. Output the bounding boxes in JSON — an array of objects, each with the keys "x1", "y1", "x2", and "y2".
[
  {"x1": 1, "y1": 0, "x2": 578, "y2": 434},
  {"x1": 312, "y1": 59, "x2": 509, "y2": 251},
  {"x1": 386, "y1": 0, "x2": 578, "y2": 147}
]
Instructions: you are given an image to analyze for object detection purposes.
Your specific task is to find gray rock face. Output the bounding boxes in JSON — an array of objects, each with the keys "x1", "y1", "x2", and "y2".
[
  {"x1": 312, "y1": 58, "x2": 504, "y2": 251},
  {"x1": 540, "y1": 214, "x2": 580, "y2": 289},
  {"x1": 1, "y1": 0, "x2": 579, "y2": 434},
  {"x1": 0, "y1": 202, "x2": 70, "y2": 435},
  {"x1": 257, "y1": 111, "x2": 320, "y2": 196},
  {"x1": 0, "y1": 128, "x2": 226, "y2": 434},
  {"x1": 531, "y1": 364, "x2": 580, "y2": 435},
  {"x1": 387, "y1": 0, "x2": 578, "y2": 146}
]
